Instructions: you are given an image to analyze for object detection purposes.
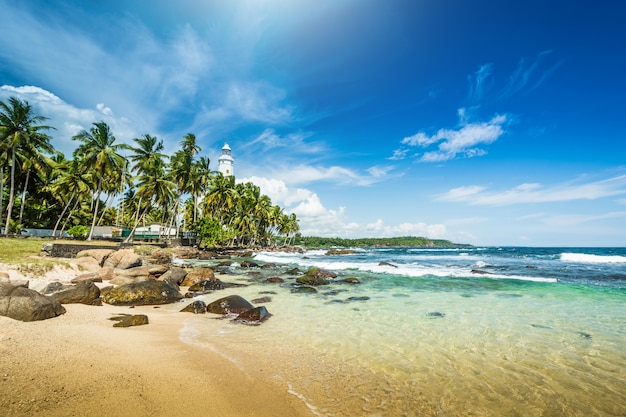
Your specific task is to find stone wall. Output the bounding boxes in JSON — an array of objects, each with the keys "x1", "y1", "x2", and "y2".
[{"x1": 42, "y1": 243, "x2": 121, "y2": 258}]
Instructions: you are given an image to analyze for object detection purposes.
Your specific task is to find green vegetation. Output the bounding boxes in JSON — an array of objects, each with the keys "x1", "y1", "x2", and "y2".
[
  {"x1": 295, "y1": 236, "x2": 470, "y2": 248},
  {"x1": 0, "y1": 96, "x2": 299, "y2": 248}
]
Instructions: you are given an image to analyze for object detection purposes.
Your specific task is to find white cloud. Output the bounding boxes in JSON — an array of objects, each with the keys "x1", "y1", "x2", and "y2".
[
  {"x1": 541, "y1": 211, "x2": 626, "y2": 226},
  {"x1": 397, "y1": 111, "x2": 507, "y2": 162},
  {"x1": 438, "y1": 174, "x2": 626, "y2": 206}
]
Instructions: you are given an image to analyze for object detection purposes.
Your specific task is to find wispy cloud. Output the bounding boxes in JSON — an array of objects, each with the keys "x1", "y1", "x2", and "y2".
[
  {"x1": 542, "y1": 211, "x2": 626, "y2": 226},
  {"x1": 395, "y1": 110, "x2": 507, "y2": 163},
  {"x1": 467, "y1": 63, "x2": 494, "y2": 103},
  {"x1": 499, "y1": 50, "x2": 562, "y2": 99},
  {"x1": 437, "y1": 174, "x2": 626, "y2": 206}
]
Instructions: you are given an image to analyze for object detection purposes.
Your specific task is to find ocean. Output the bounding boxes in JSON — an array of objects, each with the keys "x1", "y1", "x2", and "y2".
[{"x1": 176, "y1": 246, "x2": 626, "y2": 416}]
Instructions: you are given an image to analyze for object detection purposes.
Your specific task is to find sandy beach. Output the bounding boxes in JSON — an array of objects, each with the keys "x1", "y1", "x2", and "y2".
[{"x1": 0, "y1": 265, "x2": 313, "y2": 417}]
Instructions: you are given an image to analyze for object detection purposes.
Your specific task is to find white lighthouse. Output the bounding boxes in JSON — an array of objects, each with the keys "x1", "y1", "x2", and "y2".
[{"x1": 217, "y1": 142, "x2": 234, "y2": 176}]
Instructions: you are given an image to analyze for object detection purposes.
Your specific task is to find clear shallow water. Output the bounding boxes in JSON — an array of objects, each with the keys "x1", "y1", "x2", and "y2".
[{"x1": 177, "y1": 247, "x2": 626, "y2": 416}]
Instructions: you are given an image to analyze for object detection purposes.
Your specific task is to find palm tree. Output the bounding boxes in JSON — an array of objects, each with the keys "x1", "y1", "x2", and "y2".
[
  {"x1": 48, "y1": 157, "x2": 93, "y2": 237},
  {"x1": 72, "y1": 121, "x2": 125, "y2": 240},
  {"x1": 0, "y1": 96, "x2": 53, "y2": 236}
]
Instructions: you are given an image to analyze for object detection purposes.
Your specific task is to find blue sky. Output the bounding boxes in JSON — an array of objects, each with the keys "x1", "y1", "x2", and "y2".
[{"x1": 1, "y1": 0, "x2": 625, "y2": 246}]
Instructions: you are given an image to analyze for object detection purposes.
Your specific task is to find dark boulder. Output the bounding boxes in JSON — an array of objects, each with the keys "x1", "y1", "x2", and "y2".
[
  {"x1": 41, "y1": 282, "x2": 71, "y2": 294},
  {"x1": 101, "y1": 280, "x2": 183, "y2": 306},
  {"x1": 291, "y1": 285, "x2": 318, "y2": 294},
  {"x1": 304, "y1": 267, "x2": 337, "y2": 279},
  {"x1": 342, "y1": 277, "x2": 361, "y2": 284},
  {"x1": 71, "y1": 271, "x2": 103, "y2": 284},
  {"x1": 325, "y1": 248, "x2": 358, "y2": 255},
  {"x1": 49, "y1": 281, "x2": 101, "y2": 305},
  {"x1": 158, "y1": 266, "x2": 187, "y2": 286},
  {"x1": 378, "y1": 261, "x2": 398, "y2": 268},
  {"x1": 264, "y1": 277, "x2": 284, "y2": 283},
  {"x1": 206, "y1": 295, "x2": 253, "y2": 314},
  {"x1": 284, "y1": 267, "x2": 301, "y2": 275},
  {"x1": 180, "y1": 300, "x2": 207, "y2": 314},
  {"x1": 240, "y1": 261, "x2": 259, "y2": 268},
  {"x1": 0, "y1": 283, "x2": 66, "y2": 322},
  {"x1": 296, "y1": 274, "x2": 329, "y2": 286},
  {"x1": 251, "y1": 296, "x2": 272, "y2": 304},
  {"x1": 109, "y1": 314, "x2": 149, "y2": 327},
  {"x1": 260, "y1": 263, "x2": 277, "y2": 269},
  {"x1": 234, "y1": 306, "x2": 272, "y2": 325},
  {"x1": 103, "y1": 249, "x2": 142, "y2": 270}
]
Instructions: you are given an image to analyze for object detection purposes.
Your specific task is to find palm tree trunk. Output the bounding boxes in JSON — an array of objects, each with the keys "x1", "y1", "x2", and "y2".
[
  {"x1": 60, "y1": 198, "x2": 80, "y2": 237},
  {"x1": 4, "y1": 147, "x2": 17, "y2": 236},
  {"x1": 87, "y1": 177, "x2": 103, "y2": 241},
  {"x1": 52, "y1": 191, "x2": 75, "y2": 237},
  {"x1": 18, "y1": 168, "x2": 30, "y2": 226},
  {"x1": 0, "y1": 166, "x2": 4, "y2": 227},
  {"x1": 125, "y1": 202, "x2": 150, "y2": 244}
]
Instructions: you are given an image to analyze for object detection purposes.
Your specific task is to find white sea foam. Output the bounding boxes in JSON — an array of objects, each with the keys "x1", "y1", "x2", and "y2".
[{"x1": 560, "y1": 252, "x2": 626, "y2": 264}]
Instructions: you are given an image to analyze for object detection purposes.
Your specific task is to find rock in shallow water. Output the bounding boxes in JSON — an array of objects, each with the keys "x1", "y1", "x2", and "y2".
[
  {"x1": 180, "y1": 300, "x2": 207, "y2": 314},
  {"x1": 206, "y1": 295, "x2": 253, "y2": 314},
  {"x1": 234, "y1": 306, "x2": 272, "y2": 325}
]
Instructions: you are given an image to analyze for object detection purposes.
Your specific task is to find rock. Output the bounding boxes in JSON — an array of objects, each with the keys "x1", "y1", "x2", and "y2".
[
  {"x1": 251, "y1": 296, "x2": 272, "y2": 304},
  {"x1": 71, "y1": 271, "x2": 103, "y2": 284},
  {"x1": 158, "y1": 266, "x2": 187, "y2": 286},
  {"x1": 260, "y1": 263, "x2": 277, "y2": 269},
  {"x1": 427, "y1": 312, "x2": 446, "y2": 318},
  {"x1": 0, "y1": 282, "x2": 66, "y2": 322},
  {"x1": 97, "y1": 267, "x2": 115, "y2": 281},
  {"x1": 284, "y1": 267, "x2": 301, "y2": 275},
  {"x1": 101, "y1": 280, "x2": 183, "y2": 306},
  {"x1": 117, "y1": 265, "x2": 167, "y2": 278},
  {"x1": 240, "y1": 261, "x2": 259, "y2": 268},
  {"x1": 188, "y1": 279, "x2": 225, "y2": 292},
  {"x1": 325, "y1": 248, "x2": 358, "y2": 255},
  {"x1": 291, "y1": 286, "x2": 318, "y2": 294},
  {"x1": 346, "y1": 296, "x2": 370, "y2": 302},
  {"x1": 304, "y1": 267, "x2": 337, "y2": 279},
  {"x1": 342, "y1": 277, "x2": 361, "y2": 284},
  {"x1": 216, "y1": 261, "x2": 233, "y2": 267},
  {"x1": 0, "y1": 271, "x2": 9, "y2": 280},
  {"x1": 264, "y1": 277, "x2": 284, "y2": 283},
  {"x1": 150, "y1": 249, "x2": 173, "y2": 265},
  {"x1": 296, "y1": 274, "x2": 329, "y2": 286},
  {"x1": 206, "y1": 295, "x2": 254, "y2": 314},
  {"x1": 180, "y1": 300, "x2": 207, "y2": 314},
  {"x1": 378, "y1": 261, "x2": 398, "y2": 268},
  {"x1": 470, "y1": 269, "x2": 492, "y2": 275},
  {"x1": 234, "y1": 306, "x2": 272, "y2": 325},
  {"x1": 103, "y1": 249, "x2": 142, "y2": 270},
  {"x1": 109, "y1": 314, "x2": 149, "y2": 327},
  {"x1": 108, "y1": 275, "x2": 151, "y2": 286},
  {"x1": 41, "y1": 282, "x2": 71, "y2": 294},
  {"x1": 180, "y1": 267, "x2": 214, "y2": 287},
  {"x1": 76, "y1": 249, "x2": 115, "y2": 266},
  {"x1": 49, "y1": 281, "x2": 101, "y2": 305},
  {"x1": 0, "y1": 272, "x2": 29, "y2": 288}
]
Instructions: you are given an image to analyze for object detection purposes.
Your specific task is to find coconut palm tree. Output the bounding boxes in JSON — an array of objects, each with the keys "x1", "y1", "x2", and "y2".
[
  {"x1": 48, "y1": 157, "x2": 93, "y2": 237},
  {"x1": 0, "y1": 96, "x2": 53, "y2": 236},
  {"x1": 72, "y1": 121, "x2": 125, "y2": 240}
]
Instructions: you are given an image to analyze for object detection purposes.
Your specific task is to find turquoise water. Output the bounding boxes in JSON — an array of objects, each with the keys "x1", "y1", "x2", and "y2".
[{"x1": 177, "y1": 247, "x2": 626, "y2": 416}]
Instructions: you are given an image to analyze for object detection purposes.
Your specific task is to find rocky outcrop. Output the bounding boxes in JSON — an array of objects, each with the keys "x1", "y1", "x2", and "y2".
[
  {"x1": 71, "y1": 271, "x2": 103, "y2": 284},
  {"x1": 180, "y1": 267, "x2": 214, "y2": 287},
  {"x1": 158, "y1": 266, "x2": 187, "y2": 286},
  {"x1": 49, "y1": 281, "x2": 101, "y2": 305},
  {"x1": 103, "y1": 249, "x2": 142, "y2": 270},
  {"x1": 296, "y1": 267, "x2": 338, "y2": 286},
  {"x1": 101, "y1": 280, "x2": 183, "y2": 306},
  {"x1": 0, "y1": 282, "x2": 66, "y2": 322},
  {"x1": 76, "y1": 249, "x2": 115, "y2": 266}
]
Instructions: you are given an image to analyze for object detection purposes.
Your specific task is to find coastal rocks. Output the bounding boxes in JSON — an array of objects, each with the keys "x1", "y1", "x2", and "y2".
[
  {"x1": 71, "y1": 271, "x2": 103, "y2": 284},
  {"x1": 180, "y1": 267, "x2": 214, "y2": 287},
  {"x1": 264, "y1": 277, "x2": 284, "y2": 283},
  {"x1": 49, "y1": 281, "x2": 102, "y2": 305},
  {"x1": 379, "y1": 261, "x2": 398, "y2": 268},
  {"x1": 76, "y1": 249, "x2": 115, "y2": 266},
  {"x1": 296, "y1": 267, "x2": 338, "y2": 286},
  {"x1": 0, "y1": 272, "x2": 29, "y2": 288},
  {"x1": 149, "y1": 249, "x2": 174, "y2": 265},
  {"x1": 291, "y1": 285, "x2": 317, "y2": 294},
  {"x1": 101, "y1": 280, "x2": 183, "y2": 306},
  {"x1": 234, "y1": 306, "x2": 271, "y2": 325},
  {"x1": 188, "y1": 279, "x2": 225, "y2": 292},
  {"x1": 342, "y1": 277, "x2": 361, "y2": 284},
  {"x1": 251, "y1": 296, "x2": 272, "y2": 304},
  {"x1": 103, "y1": 249, "x2": 142, "y2": 270},
  {"x1": 109, "y1": 314, "x2": 149, "y2": 327},
  {"x1": 206, "y1": 295, "x2": 253, "y2": 314},
  {"x1": 240, "y1": 260, "x2": 259, "y2": 268},
  {"x1": 180, "y1": 300, "x2": 207, "y2": 314},
  {"x1": 158, "y1": 266, "x2": 187, "y2": 286},
  {"x1": 0, "y1": 282, "x2": 66, "y2": 322}
]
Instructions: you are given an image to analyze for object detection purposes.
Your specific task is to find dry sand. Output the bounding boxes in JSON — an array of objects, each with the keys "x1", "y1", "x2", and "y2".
[{"x1": 0, "y1": 265, "x2": 314, "y2": 417}]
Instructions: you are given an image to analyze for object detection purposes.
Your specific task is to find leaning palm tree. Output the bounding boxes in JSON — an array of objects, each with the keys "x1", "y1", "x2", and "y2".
[
  {"x1": 48, "y1": 157, "x2": 93, "y2": 237},
  {"x1": 72, "y1": 121, "x2": 125, "y2": 240},
  {"x1": 0, "y1": 96, "x2": 53, "y2": 236}
]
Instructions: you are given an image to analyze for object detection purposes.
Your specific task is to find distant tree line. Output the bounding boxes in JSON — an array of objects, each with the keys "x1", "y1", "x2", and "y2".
[
  {"x1": 0, "y1": 96, "x2": 299, "y2": 246},
  {"x1": 295, "y1": 236, "x2": 470, "y2": 248}
]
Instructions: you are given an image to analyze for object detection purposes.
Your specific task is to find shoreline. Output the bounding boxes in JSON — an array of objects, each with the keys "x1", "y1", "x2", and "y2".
[
  {"x1": 0, "y1": 261, "x2": 314, "y2": 417},
  {"x1": 0, "y1": 301, "x2": 314, "y2": 417}
]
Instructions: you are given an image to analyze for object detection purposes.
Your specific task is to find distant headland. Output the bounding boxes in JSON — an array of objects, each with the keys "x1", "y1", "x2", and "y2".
[{"x1": 296, "y1": 236, "x2": 471, "y2": 248}]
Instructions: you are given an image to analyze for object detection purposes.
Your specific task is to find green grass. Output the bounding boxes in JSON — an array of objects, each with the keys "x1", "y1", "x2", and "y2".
[{"x1": 0, "y1": 238, "x2": 114, "y2": 276}]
